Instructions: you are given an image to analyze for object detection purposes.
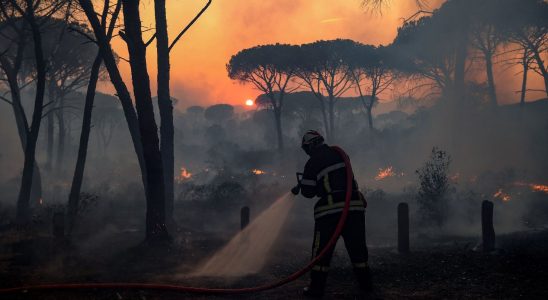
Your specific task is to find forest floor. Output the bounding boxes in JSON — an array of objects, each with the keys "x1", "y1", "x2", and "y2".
[{"x1": 1, "y1": 226, "x2": 547, "y2": 300}]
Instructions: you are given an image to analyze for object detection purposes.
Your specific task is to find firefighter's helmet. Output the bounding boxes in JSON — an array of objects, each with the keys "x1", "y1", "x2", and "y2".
[{"x1": 301, "y1": 130, "x2": 324, "y2": 155}]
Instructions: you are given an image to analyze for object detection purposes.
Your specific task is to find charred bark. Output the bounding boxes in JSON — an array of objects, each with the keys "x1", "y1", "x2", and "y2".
[
  {"x1": 78, "y1": 0, "x2": 148, "y2": 191},
  {"x1": 66, "y1": 53, "x2": 102, "y2": 236},
  {"x1": 154, "y1": 0, "x2": 175, "y2": 223},
  {"x1": 122, "y1": 0, "x2": 169, "y2": 242}
]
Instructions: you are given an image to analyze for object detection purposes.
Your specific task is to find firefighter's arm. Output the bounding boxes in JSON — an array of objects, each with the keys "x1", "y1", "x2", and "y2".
[{"x1": 299, "y1": 161, "x2": 317, "y2": 198}]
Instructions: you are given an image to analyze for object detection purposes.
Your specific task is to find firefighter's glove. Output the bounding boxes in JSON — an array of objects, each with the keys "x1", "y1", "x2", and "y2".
[{"x1": 291, "y1": 185, "x2": 301, "y2": 195}]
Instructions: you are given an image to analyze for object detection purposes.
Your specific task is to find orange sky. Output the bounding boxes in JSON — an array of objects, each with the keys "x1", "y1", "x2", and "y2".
[{"x1": 101, "y1": 0, "x2": 545, "y2": 110}]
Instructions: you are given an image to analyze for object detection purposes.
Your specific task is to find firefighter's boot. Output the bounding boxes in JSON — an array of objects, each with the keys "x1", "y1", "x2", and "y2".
[
  {"x1": 354, "y1": 266, "x2": 373, "y2": 292},
  {"x1": 303, "y1": 270, "x2": 327, "y2": 298}
]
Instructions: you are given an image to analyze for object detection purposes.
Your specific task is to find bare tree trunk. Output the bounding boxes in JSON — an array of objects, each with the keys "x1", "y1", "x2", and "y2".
[
  {"x1": 17, "y1": 0, "x2": 47, "y2": 225},
  {"x1": 122, "y1": 0, "x2": 169, "y2": 242},
  {"x1": 485, "y1": 53, "x2": 498, "y2": 107},
  {"x1": 56, "y1": 97, "x2": 66, "y2": 174},
  {"x1": 66, "y1": 54, "x2": 102, "y2": 236},
  {"x1": 274, "y1": 106, "x2": 283, "y2": 151},
  {"x1": 78, "y1": 0, "x2": 148, "y2": 192},
  {"x1": 531, "y1": 48, "x2": 548, "y2": 97},
  {"x1": 154, "y1": 0, "x2": 175, "y2": 223},
  {"x1": 46, "y1": 82, "x2": 55, "y2": 171},
  {"x1": 328, "y1": 97, "x2": 335, "y2": 139},
  {"x1": 520, "y1": 49, "x2": 529, "y2": 107}
]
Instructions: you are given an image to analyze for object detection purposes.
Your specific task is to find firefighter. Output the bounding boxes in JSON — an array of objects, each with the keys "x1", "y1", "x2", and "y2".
[{"x1": 291, "y1": 130, "x2": 372, "y2": 297}]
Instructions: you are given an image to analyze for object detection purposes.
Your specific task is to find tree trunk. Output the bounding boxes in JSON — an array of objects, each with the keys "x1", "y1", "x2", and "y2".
[
  {"x1": 55, "y1": 97, "x2": 66, "y2": 174},
  {"x1": 78, "y1": 0, "x2": 148, "y2": 192},
  {"x1": 274, "y1": 106, "x2": 284, "y2": 152},
  {"x1": 531, "y1": 48, "x2": 548, "y2": 97},
  {"x1": 520, "y1": 49, "x2": 529, "y2": 107},
  {"x1": 122, "y1": 0, "x2": 169, "y2": 242},
  {"x1": 17, "y1": 1, "x2": 47, "y2": 225},
  {"x1": 366, "y1": 106, "x2": 373, "y2": 131},
  {"x1": 328, "y1": 96, "x2": 335, "y2": 139},
  {"x1": 485, "y1": 53, "x2": 498, "y2": 107},
  {"x1": 67, "y1": 54, "x2": 102, "y2": 236},
  {"x1": 46, "y1": 82, "x2": 55, "y2": 171},
  {"x1": 154, "y1": 0, "x2": 175, "y2": 223},
  {"x1": 1, "y1": 60, "x2": 43, "y2": 207}
]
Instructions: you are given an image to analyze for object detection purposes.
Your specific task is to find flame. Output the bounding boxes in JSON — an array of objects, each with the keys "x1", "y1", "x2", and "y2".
[
  {"x1": 252, "y1": 169, "x2": 266, "y2": 175},
  {"x1": 375, "y1": 166, "x2": 395, "y2": 181},
  {"x1": 531, "y1": 184, "x2": 548, "y2": 193},
  {"x1": 513, "y1": 181, "x2": 548, "y2": 194},
  {"x1": 177, "y1": 167, "x2": 192, "y2": 182},
  {"x1": 493, "y1": 189, "x2": 511, "y2": 202}
]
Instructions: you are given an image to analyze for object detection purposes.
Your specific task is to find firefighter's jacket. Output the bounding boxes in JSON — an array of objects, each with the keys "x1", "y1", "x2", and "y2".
[{"x1": 300, "y1": 145, "x2": 366, "y2": 219}]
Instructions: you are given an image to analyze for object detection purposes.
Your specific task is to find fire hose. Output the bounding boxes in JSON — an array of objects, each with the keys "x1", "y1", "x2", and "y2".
[{"x1": 0, "y1": 146, "x2": 354, "y2": 295}]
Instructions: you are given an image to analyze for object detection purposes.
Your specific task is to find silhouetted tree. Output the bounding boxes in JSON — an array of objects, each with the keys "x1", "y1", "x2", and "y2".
[
  {"x1": 0, "y1": 0, "x2": 64, "y2": 224},
  {"x1": 498, "y1": 0, "x2": 548, "y2": 97},
  {"x1": 0, "y1": 13, "x2": 43, "y2": 209},
  {"x1": 296, "y1": 39, "x2": 356, "y2": 140},
  {"x1": 348, "y1": 43, "x2": 396, "y2": 131},
  {"x1": 67, "y1": 1, "x2": 119, "y2": 235},
  {"x1": 152, "y1": 0, "x2": 210, "y2": 223},
  {"x1": 469, "y1": 0, "x2": 506, "y2": 108},
  {"x1": 227, "y1": 44, "x2": 300, "y2": 151}
]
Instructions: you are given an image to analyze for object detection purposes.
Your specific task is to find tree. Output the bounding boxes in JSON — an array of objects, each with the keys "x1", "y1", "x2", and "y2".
[
  {"x1": 0, "y1": 0, "x2": 61, "y2": 224},
  {"x1": 0, "y1": 12, "x2": 43, "y2": 210},
  {"x1": 498, "y1": 0, "x2": 548, "y2": 97},
  {"x1": 348, "y1": 43, "x2": 396, "y2": 131},
  {"x1": 77, "y1": 0, "x2": 168, "y2": 242},
  {"x1": 227, "y1": 43, "x2": 300, "y2": 151},
  {"x1": 469, "y1": 0, "x2": 506, "y2": 108},
  {"x1": 204, "y1": 104, "x2": 234, "y2": 124},
  {"x1": 66, "y1": 0, "x2": 119, "y2": 235},
  {"x1": 296, "y1": 39, "x2": 355, "y2": 140}
]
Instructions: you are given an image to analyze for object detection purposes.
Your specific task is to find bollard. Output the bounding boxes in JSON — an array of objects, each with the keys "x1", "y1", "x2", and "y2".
[
  {"x1": 481, "y1": 200, "x2": 495, "y2": 252},
  {"x1": 52, "y1": 211, "x2": 65, "y2": 240},
  {"x1": 240, "y1": 206, "x2": 250, "y2": 230},
  {"x1": 397, "y1": 202, "x2": 410, "y2": 253}
]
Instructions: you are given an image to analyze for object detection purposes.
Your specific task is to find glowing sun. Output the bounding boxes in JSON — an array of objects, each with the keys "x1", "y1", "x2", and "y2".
[{"x1": 245, "y1": 99, "x2": 254, "y2": 106}]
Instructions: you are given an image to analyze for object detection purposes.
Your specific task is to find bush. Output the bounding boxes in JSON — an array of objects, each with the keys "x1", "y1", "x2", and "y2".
[{"x1": 416, "y1": 147, "x2": 451, "y2": 227}]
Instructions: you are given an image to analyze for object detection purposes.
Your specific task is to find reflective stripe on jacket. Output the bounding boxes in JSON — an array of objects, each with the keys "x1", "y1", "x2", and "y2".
[{"x1": 300, "y1": 145, "x2": 365, "y2": 219}]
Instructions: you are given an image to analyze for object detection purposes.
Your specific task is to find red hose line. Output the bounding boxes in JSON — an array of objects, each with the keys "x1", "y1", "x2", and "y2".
[{"x1": 0, "y1": 146, "x2": 354, "y2": 295}]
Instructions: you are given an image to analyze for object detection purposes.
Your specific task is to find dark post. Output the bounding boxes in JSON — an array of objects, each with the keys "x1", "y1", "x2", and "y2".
[
  {"x1": 481, "y1": 200, "x2": 495, "y2": 252},
  {"x1": 398, "y1": 202, "x2": 410, "y2": 253},
  {"x1": 52, "y1": 211, "x2": 65, "y2": 240},
  {"x1": 241, "y1": 206, "x2": 250, "y2": 230}
]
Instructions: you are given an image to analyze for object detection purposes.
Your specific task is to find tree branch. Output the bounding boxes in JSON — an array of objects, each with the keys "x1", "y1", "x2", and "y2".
[{"x1": 168, "y1": 0, "x2": 212, "y2": 52}]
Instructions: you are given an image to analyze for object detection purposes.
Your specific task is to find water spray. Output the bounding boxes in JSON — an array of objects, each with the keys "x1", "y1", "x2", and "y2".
[{"x1": 0, "y1": 146, "x2": 354, "y2": 295}]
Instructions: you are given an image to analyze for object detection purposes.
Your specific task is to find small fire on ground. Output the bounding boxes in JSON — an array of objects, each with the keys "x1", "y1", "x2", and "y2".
[
  {"x1": 375, "y1": 166, "x2": 404, "y2": 181},
  {"x1": 176, "y1": 167, "x2": 192, "y2": 182},
  {"x1": 251, "y1": 169, "x2": 266, "y2": 175},
  {"x1": 514, "y1": 182, "x2": 548, "y2": 194},
  {"x1": 493, "y1": 189, "x2": 511, "y2": 202}
]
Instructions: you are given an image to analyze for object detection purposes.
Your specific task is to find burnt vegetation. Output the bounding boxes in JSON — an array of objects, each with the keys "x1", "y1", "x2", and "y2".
[{"x1": 0, "y1": 0, "x2": 548, "y2": 299}]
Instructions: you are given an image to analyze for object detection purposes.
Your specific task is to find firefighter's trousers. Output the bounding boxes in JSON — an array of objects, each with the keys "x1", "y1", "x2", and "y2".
[{"x1": 309, "y1": 210, "x2": 369, "y2": 290}]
